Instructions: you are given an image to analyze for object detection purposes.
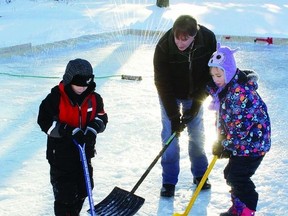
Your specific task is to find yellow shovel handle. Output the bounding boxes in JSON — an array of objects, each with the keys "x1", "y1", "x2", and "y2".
[{"x1": 173, "y1": 155, "x2": 218, "y2": 216}]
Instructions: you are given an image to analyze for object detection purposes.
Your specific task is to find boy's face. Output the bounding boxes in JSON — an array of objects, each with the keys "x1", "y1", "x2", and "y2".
[
  {"x1": 210, "y1": 67, "x2": 225, "y2": 87},
  {"x1": 71, "y1": 84, "x2": 88, "y2": 95}
]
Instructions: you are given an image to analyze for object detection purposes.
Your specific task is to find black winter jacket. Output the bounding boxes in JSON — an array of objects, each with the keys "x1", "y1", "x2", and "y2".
[
  {"x1": 154, "y1": 25, "x2": 216, "y2": 119},
  {"x1": 37, "y1": 82, "x2": 108, "y2": 164}
]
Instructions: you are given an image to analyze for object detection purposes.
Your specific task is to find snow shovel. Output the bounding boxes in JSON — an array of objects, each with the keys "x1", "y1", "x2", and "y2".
[
  {"x1": 73, "y1": 139, "x2": 96, "y2": 216},
  {"x1": 88, "y1": 132, "x2": 178, "y2": 216},
  {"x1": 173, "y1": 155, "x2": 218, "y2": 216}
]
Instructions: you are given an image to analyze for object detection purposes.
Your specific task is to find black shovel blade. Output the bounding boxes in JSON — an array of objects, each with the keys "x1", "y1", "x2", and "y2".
[{"x1": 88, "y1": 186, "x2": 145, "y2": 216}]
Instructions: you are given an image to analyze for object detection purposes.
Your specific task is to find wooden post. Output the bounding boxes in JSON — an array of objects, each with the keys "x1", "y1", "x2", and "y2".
[{"x1": 156, "y1": 0, "x2": 169, "y2": 8}]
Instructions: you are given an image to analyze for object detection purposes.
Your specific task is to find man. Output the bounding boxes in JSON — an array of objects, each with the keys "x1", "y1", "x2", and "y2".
[{"x1": 153, "y1": 15, "x2": 216, "y2": 197}]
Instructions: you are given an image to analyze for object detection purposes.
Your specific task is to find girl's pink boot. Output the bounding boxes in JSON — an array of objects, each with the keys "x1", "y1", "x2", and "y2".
[{"x1": 241, "y1": 207, "x2": 255, "y2": 216}]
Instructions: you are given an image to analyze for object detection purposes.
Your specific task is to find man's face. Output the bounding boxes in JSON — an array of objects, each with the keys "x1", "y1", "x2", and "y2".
[{"x1": 174, "y1": 34, "x2": 196, "y2": 51}]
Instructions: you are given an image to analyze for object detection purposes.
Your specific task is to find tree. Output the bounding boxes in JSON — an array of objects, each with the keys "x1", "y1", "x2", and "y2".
[{"x1": 156, "y1": 0, "x2": 169, "y2": 8}]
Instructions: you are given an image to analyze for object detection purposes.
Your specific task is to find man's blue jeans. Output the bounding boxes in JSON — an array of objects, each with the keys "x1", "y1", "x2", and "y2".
[{"x1": 160, "y1": 99, "x2": 208, "y2": 185}]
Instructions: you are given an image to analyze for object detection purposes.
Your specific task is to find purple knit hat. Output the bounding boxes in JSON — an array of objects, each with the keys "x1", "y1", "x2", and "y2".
[{"x1": 208, "y1": 43, "x2": 239, "y2": 84}]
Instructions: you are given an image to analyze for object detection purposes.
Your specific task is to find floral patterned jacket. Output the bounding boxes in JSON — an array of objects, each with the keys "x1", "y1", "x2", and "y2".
[{"x1": 207, "y1": 69, "x2": 271, "y2": 156}]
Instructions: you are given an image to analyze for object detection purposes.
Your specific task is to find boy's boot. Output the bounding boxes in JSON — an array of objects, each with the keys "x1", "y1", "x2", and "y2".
[{"x1": 241, "y1": 207, "x2": 256, "y2": 216}]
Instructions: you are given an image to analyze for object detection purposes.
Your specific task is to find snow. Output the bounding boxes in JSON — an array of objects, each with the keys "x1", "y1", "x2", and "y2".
[{"x1": 0, "y1": 1, "x2": 287, "y2": 216}]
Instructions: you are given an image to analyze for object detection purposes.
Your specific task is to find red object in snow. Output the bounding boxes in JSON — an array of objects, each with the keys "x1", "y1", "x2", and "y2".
[{"x1": 254, "y1": 37, "x2": 273, "y2": 44}]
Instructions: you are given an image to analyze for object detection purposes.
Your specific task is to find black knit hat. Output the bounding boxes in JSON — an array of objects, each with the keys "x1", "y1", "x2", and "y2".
[{"x1": 63, "y1": 58, "x2": 94, "y2": 86}]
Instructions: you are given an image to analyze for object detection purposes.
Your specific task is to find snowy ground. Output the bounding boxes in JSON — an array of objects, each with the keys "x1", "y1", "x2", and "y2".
[{"x1": 0, "y1": 1, "x2": 287, "y2": 216}]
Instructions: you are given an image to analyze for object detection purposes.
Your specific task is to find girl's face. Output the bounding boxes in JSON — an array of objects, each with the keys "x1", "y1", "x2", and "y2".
[
  {"x1": 210, "y1": 67, "x2": 225, "y2": 87},
  {"x1": 174, "y1": 34, "x2": 196, "y2": 51},
  {"x1": 71, "y1": 84, "x2": 88, "y2": 95}
]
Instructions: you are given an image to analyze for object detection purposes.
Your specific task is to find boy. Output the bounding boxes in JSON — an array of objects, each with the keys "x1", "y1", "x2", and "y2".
[{"x1": 37, "y1": 58, "x2": 108, "y2": 216}]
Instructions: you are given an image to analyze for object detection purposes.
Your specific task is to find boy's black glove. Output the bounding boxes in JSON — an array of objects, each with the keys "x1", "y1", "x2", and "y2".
[
  {"x1": 88, "y1": 118, "x2": 106, "y2": 133},
  {"x1": 84, "y1": 118, "x2": 105, "y2": 146},
  {"x1": 212, "y1": 140, "x2": 231, "y2": 159},
  {"x1": 84, "y1": 125, "x2": 97, "y2": 147},
  {"x1": 181, "y1": 100, "x2": 201, "y2": 124},
  {"x1": 59, "y1": 124, "x2": 85, "y2": 144}
]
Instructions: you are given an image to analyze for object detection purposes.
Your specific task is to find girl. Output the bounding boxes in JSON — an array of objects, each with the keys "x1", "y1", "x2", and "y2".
[{"x1": 206, "y1": 43, "x2": 271, "y2": 216}]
